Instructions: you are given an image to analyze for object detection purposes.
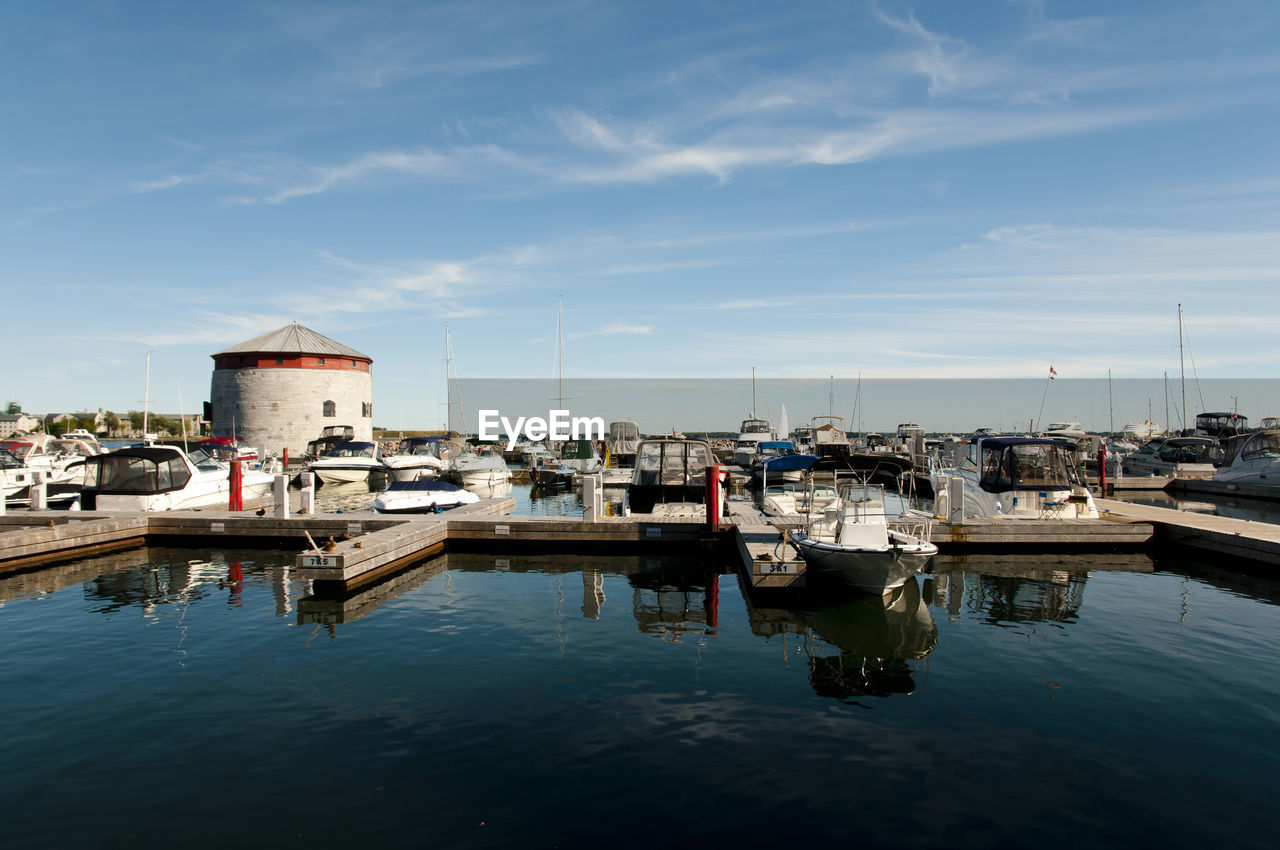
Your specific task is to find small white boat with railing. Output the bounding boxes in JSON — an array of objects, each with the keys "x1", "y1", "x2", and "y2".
[{"x1": 789, "y1": 482, "x2": 937, "y2": 595}]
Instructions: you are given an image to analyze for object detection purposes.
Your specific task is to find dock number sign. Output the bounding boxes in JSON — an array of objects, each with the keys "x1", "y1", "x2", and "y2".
[{"x1": 301, "y1": 554, "x2": 339, "y2": 568}]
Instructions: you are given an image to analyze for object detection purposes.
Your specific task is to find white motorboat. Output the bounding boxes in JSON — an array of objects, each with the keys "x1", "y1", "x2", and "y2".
[
  {"x1": 1123, "y1": 436, "x2": 1222, "y2": 479},
  {"x1": 0, "y1": 438, "x2": 90, "y2": 501},
  {"x1": 531, "y1": 438, "x2": 600, "y2": 487},
  {"x1": 789, "y1": 483, "x2": 937, "y2": 595},
  {"x1": 308, "y1": 441, "x2": 382, "y2": 485},
  {"x1": 453, "y1": 450, "x2": 512, "y2": 490},
  {"x1": 373, "y1": 479, "x2": 480, "y2": 514},
  {"x1": 79, "y1": 444, "x2": 275, "y2": 511},
  {"x1": 381, "y1": 436, "x2": 449, "y2": 482},
  {"x1": 732, "y1": 416, "x2": 774, "y2": 466},
  {"x1": 932, "y1": 436, "x2": 1099, "y2": 519},
  {"x1": 1122, "y1": 421, "x2": 1163, "y2": 440},
  {"x1": 1212, "y1": 430, "x2": 1280, "y2": 488},
  {"x1": 1044, "y1": 421, "x2": 1087, "y2": 439}
]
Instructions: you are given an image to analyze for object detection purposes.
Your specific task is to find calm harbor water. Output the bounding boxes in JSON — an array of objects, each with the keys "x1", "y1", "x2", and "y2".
[{"x1": 1, "y1": 538, "x2": 1277, "y2": 848}]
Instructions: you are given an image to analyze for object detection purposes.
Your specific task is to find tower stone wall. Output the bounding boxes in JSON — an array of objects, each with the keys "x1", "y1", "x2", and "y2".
[{"x1": 210, "y1": 366, "x2": 372, "y2": 456}]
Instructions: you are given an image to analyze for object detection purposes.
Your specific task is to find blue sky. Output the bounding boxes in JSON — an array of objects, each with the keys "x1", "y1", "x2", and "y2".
[{"x1": 4, "y1": 0, "x2": 1280, "y2": 429}]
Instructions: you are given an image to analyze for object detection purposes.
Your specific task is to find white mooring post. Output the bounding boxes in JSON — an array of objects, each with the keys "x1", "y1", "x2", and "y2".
[
  {"x1": 582, "y1": 473, "x2": 601, "y2": 521},
  {"x1": 30, "y1": 471, "x2": 47, "y2": 510},
  {"x1": 0, "y1": 483, "x2": 6, "y2": 515},
  {"x1": 947, "y1": 476, "x2": 965, "y2": 526},
  {"x1": 299, "y1": 472, "x2": 315, "y2": 514},
  {"x1": 273, "y1": 474, "x2": 290, "y2": 518}
]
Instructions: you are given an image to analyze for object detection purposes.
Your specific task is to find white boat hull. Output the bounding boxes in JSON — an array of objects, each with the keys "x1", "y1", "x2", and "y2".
[
  {"x1": 311, "y1": 463, "x2": 379, "y2": 485},
  {"x1": 93, "y1": 473, "x2": 275, "y2": 512},
  {"x1": 791, "y1": 533, "x2": 936, "y2": 595}
]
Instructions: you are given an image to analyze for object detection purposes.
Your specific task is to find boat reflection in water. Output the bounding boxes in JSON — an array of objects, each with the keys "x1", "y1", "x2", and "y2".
[
  {"x1": 919, "y1": 554, "x2": 1133, "y2": 625},
  {"x1": 297, "y1": 551, "x2": 725, "y2": 640},
  {"x1": 747, "y1": 577, "x2": 937, "y2": 699}
]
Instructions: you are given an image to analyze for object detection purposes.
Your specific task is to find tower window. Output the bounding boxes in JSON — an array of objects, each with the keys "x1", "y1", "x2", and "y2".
[
  {"x1": 318, "y1": 357, "x2": 326, "y2": 365},
  {"x1": 362, "y1": 402, "x2": 372, "y2": 418},
  {"x1": 323, "y1": 400, "x2": 336, "y2": 417},
  {"x1": 275, "y1": 358, "x2": 284, "y2": 365}
]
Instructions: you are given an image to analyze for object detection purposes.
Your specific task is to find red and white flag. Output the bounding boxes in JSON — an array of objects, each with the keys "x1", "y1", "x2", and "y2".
[{"x1": 1049, "y1": 365, "x2": 1058, "y2": 379}]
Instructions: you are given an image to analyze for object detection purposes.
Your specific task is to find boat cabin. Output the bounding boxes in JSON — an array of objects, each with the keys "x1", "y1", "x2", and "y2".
[
  {"x1": 1219, "y1": 430, "x2": 1280, "y2": 468},
  {"x1": 628, "y1": 438, "x2": 718, "y2": 514},
  {"x1": 963, "y1": 437, "x2": 1079, "y2": 493},
  {"x1": 82, "y1": 446, "x2": 203, "y2": 497},
  {"x1": 305, "y1": 425, "x2": 356, "y2": 459},
  {"x1": 1195, "y1": 412, "x2": 1247, "y2": 438}
]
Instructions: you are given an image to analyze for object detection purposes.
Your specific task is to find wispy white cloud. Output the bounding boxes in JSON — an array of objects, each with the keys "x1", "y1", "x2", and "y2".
[{"x1": 873, "y1": 9, "x2": 972, "y2": 96}]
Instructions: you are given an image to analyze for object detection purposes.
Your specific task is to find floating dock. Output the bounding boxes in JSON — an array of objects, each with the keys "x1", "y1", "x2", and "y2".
[{"x1": 3, "y1": 494, "x2": 1278, "y2": 598}]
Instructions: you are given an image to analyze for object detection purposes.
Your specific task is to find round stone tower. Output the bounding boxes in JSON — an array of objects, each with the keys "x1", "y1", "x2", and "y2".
[{"x1": 209, "y1": 322, "x2": 373, "y2": 456}]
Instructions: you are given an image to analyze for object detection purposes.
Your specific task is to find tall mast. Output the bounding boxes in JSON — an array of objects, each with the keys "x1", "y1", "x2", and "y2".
[
  {"x1": 1178, "y1": 304, "x2": 1186, "y2": 434},
  {"x1": 828, "y1": 375, "x2": 835, "y2": 417},
  {"x1": 444, "y1": 325, "x2": 452, "y2": 433},
  {"x1": 556, "y1": 299, "x2": 564, "y2": 407},
  {"x1": 1164, "y1": 371, "x2": 1169, "y2": 434},
  {"x1": 751, "y1": 366, "x2": 757, "y2": 418},
  {"x1": 1108, "y1": 369, "x2": 1114, "y2": 434},
  {"x1": 444, "y1": 325, "x2": 465, "y2": 435},
  {"x1": 143, "y1": 350, "x2": 151, "y2": 436}
]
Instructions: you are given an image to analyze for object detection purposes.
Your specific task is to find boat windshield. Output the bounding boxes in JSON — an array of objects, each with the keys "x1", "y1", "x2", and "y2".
[
  {"x1": 1158, "y1": 440, "x2": 1223, "y2": 465},
  {"x1": 635, "y1": 441, "x2": 713, "y2": 486},
  {"x1": 326, "y1": 443, "x2": 375, "y2": 458},
  {"x1": 1241, "y1": 431, "x2": 1280, "y2": 461},
  {"x1": 979, "y1": 443, "x2": 1072, "y2": 491},
  {"x1": 0, "y1": 449, "x2": 23, "y2": 469}
]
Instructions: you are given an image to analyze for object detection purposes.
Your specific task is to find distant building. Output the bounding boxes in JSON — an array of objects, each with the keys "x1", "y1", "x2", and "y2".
[
  {"x1": 0, "y1": 413, "x2": 40, "y2": 438},
  {"x1": 43, "y1": 411, "x2": 104, "y2": 432},
  {"x1": 208, "y1": 322, "x2": 373, "y2": 456}
]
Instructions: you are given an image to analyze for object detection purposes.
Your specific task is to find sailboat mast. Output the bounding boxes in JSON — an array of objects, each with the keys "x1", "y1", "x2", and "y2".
[
  {"x1": 143, "y1": 350, "x2": 151, "y2": 436},
  {"x1": 557, "y1": 299, "x2": 564, "y2": 407},
  {"x1": 829, "y1": 375, "x2": 834, "y2": 417},
  {"x1": 1108, "y1": 369, "x2": 1114, "y2": 435},
  {"x1": 1178, "y1": 304, "x2": 1186, "y2": 434}
]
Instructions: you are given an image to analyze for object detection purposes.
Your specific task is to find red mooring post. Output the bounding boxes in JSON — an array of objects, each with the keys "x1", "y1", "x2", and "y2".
[
  {"x1": 229, "y1": 459, "x2": 243, "y2": 511},
  {"x1": 282, "y1": 448, "x2": 289, "y2": 469},
  {"x1": 705, "y1": 463, "x2": 723, "y2": 529},
  {"x1": 1096, "y1": 447, "x2": 1107, "y2": 497}
]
